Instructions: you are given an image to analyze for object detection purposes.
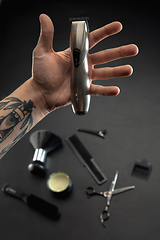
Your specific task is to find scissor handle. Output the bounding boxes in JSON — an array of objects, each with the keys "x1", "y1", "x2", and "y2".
[
  {"x1": 86, "y1": 187, "x2": 95, "y2": 198},
  {"x1": 86, "y1": 187, "x2": 103, "y2": 198},
  {"x1": 100, "y1": 207, "x2": 110, "y2": 227}
]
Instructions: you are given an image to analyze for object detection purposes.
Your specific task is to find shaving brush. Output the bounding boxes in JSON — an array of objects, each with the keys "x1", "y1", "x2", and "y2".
[{"x1": 28, "y1": 130, "x2": 62, "y2": 177}]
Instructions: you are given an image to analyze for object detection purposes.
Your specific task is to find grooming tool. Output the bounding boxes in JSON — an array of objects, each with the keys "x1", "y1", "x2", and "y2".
[
  {"x1": 77, "y1": 128, "x2": 107, "y2": 139},
  {"x1": 2, "y1": 183, "x2": 60, "y2": 220},
  {"x1": 100, "y1": 171, "x2": 118, "y2": 227},
  {"x1": 65, "y1": 134, "x2": 107, "y2": 185},
  {"x1": 28, "y1": 130, "x2": 62, "y2": 177},
  {"x1": 86, "y1": 185, "x2": 135, "y2": 198},
  {"x1": 86, "y1": 172, "x2": 135, "y2": 227},
  {"x1": 70, "y1": 17, "x2": 90, "y2": 115},
  {"x1": 131, "y1": 158, "x2": 152, "y2": 180},
  {"x1": 47, "y1": 172, "x2": 72, "y2": 198}
]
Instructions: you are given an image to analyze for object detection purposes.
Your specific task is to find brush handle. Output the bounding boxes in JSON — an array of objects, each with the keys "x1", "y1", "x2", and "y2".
[
  {"x1": 28, "y1": 130, "x2": 62, "y2": 177},
  {"x1": 28, "y1": 148, "x2": 47, "y2": 177},
  {"x1": 33, "y1": 148, "x2": 47, "y2": 163},
  {"x1": 2, "y1": 184, "x2": 27, "y2": 203}
]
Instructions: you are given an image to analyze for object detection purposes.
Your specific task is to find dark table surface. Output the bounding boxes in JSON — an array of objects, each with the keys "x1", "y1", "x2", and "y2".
[{"x1": 0, "y1": 1, "x2": 160, "y2": 239}]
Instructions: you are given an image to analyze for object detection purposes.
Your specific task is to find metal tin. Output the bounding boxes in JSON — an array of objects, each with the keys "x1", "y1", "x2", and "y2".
[{"x1": 47, "y1": 172, "x2": 72, "y2": 197}]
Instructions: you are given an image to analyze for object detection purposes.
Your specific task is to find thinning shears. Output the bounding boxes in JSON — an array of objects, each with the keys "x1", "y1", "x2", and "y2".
[{"x1": 86, "y1": 171, "x2": 135, "y2": 227}]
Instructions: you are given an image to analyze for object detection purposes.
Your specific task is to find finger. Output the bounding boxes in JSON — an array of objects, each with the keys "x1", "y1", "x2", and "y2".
[
  {"x1": 36, "y1": 14, "x2": 54, "y2": 53},
  {"x1": 90, "y1": 44, "x2": 139, "y2": 65},
  {"x1": 92, "y1": 65, "x2": 133, "y2": 80},
  {"x1": 90, "y1": 84, "x2": 120, "y2": 96},
  {"x1": 89, "y1": 21, "x2": 122, "y2": 49}
]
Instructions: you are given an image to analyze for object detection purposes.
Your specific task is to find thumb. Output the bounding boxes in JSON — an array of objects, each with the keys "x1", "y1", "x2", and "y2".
[{"x1": 36, "y1": 14, "x2": 54, "y2": 53}]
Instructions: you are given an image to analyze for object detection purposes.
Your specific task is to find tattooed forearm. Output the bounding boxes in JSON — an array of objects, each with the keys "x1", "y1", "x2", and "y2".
[{"x1": 0, "y1": 97, "x2": 35, "y2": 158}]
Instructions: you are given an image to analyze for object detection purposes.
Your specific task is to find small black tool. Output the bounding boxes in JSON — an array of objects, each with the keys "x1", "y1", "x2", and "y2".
[
  {"x1": 28, "y1": 130, "x2": 62, "y2": 177},
  {"x1": 77, "y1": 128, "x2": 107, "y2": 139},
  {"x1": 131, "y1": 159, "x2": 152, "y2": 180},
  {"x1": 2, "y1": 184, "x2": 60, "y2": 220}
]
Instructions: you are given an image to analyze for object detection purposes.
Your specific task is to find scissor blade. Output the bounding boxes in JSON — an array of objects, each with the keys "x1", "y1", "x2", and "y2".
[
  {"x1": 113, "y1": 186, "x2": 135, "y2": 195},
  {"x1": 106, "y1": 171, "x2": 118, "y2": 206},
  {"x1": 109, "y1": 171, "x2": 118, "y2": 193}
]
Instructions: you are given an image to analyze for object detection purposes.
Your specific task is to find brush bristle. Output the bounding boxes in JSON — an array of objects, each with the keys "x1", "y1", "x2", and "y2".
[
  {"x1": 27, "y1": 194, "x2": 60, "y2": 219},
  {"x1": 29, "y1": 130, "x2": 62, "y2": 153}
]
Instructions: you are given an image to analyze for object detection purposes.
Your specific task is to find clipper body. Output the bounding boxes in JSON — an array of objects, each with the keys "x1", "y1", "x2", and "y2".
[{"x1": 70, "y1": 18, "x2": 90, "y2": 115}]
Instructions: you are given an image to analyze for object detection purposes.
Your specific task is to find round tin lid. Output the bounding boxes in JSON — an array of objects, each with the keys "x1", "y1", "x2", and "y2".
[{"x1": 47, "y1": 172, "x2": 72, "y2": 195}]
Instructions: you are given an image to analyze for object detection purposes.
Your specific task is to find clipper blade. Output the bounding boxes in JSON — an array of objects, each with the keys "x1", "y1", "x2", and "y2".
[
  {"x1": 131, "y1": 159, "x2": 152, "y2": 180},
  {"x1": 69, "y1": 17, "x2": 89, "y2": 21},
  {"x1": 69, "y1": 17, "x2": 89, "y2": 31}
]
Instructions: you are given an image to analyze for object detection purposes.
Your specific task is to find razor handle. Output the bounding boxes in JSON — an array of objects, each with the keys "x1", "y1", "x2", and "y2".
[{"x1": 70, "y1": 20, "x2": 90, "y2": 115}]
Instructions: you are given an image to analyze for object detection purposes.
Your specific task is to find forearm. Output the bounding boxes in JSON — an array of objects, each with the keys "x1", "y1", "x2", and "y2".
[
  {"x1": 0, "y1": 77, "x2": 48, "y2": 159},
  {"x1": 0, "y1": 14, "x2": 138, "y2": 159}
]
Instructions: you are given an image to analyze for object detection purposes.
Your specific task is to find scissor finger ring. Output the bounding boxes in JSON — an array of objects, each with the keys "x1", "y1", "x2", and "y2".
[{"x1": 100, "y1": 209, "x2": 110, "y2": 227}]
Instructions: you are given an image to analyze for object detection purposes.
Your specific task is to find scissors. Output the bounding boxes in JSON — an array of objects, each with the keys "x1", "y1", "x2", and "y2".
[{"x1": 86, "y1": 171, "x2": 135, "y2": 227}]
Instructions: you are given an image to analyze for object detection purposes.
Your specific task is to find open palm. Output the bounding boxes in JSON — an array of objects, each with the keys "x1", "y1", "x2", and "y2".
[{"x1": 32, "y1": 14, "x2": 138, "y2": 112}]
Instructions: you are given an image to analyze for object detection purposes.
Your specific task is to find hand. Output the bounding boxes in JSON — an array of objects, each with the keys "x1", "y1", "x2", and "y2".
[{"x1": 32, "y1": 14, "x2": 138, "y2": 112}]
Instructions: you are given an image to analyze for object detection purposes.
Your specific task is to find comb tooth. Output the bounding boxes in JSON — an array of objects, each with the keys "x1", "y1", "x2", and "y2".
[
  {"x1": 146, "y1": 170, "x2": 150, "y2": 180},
  {"x1": 146, "y1": 166, "x2": 152, "y2": 180},
  {"x1": 144, "y1": 166, "x2": 149, "y2": 179},
  {"x1": 143, "y1": 167, "x2": 147, "y2": 179},
  {"x1": 140, "y1": 166, "x2": 144, "y2": 179},
  {"x1": 132, "y1": 165, "x2": 137, "y2": 177},
  {"x1": 133, "y1": 166, "x2": 138, "y2": 177},
  {"x1": 139, "y1": 166, "x2": 145, "y2": 179},
  {"x1": 135, "y1": 164, "x2": 140, "y2": 178},
  {"x1": 131, "y1": 165, "x2": 135, "y2": 176},
  {"x1": 140, "y1": 166, "x2": 145, "y2": 179},
  {"x1": 137, "y1": 166, "x2": 141, "y2": 177}
]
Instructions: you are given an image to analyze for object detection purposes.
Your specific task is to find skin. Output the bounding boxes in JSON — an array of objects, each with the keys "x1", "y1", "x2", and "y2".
[
  {"x1": 31, "y1": 14, "x2": 138, "y2": 112},
  {"x1": 0, "y1": 14, "x2": 138, "y2": 158}
]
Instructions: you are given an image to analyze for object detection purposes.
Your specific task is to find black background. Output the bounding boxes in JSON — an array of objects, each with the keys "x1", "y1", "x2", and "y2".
[{"x1": 0, "y1": 0, "x2": 160, "y2": 239}]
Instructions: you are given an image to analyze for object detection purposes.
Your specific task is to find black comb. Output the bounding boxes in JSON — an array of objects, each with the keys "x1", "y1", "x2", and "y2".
[{"x1": 131, "y1": 159, "x2": 152, "y2": 180}]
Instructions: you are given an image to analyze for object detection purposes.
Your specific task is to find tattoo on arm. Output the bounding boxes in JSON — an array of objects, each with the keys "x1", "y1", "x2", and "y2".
[{"x1": 0, "y1": 97, "x2": 35, "y2": 158}]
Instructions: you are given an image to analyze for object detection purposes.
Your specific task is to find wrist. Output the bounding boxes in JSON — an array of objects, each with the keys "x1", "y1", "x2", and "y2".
[
  {"x1": 27, "y1": 77, "x2": 51, "y2": 116},
  {"x1": 28, "y1": 77, "x2": 57, "y2": 114},
  {"x1": 9, "y1": 78, "x2": 50, "y2": 127}
]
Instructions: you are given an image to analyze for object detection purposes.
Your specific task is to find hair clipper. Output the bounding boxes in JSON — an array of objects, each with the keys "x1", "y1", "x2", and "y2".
[{"x1": 70, "y1": 17, "x2": 90, "y2": 115}]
